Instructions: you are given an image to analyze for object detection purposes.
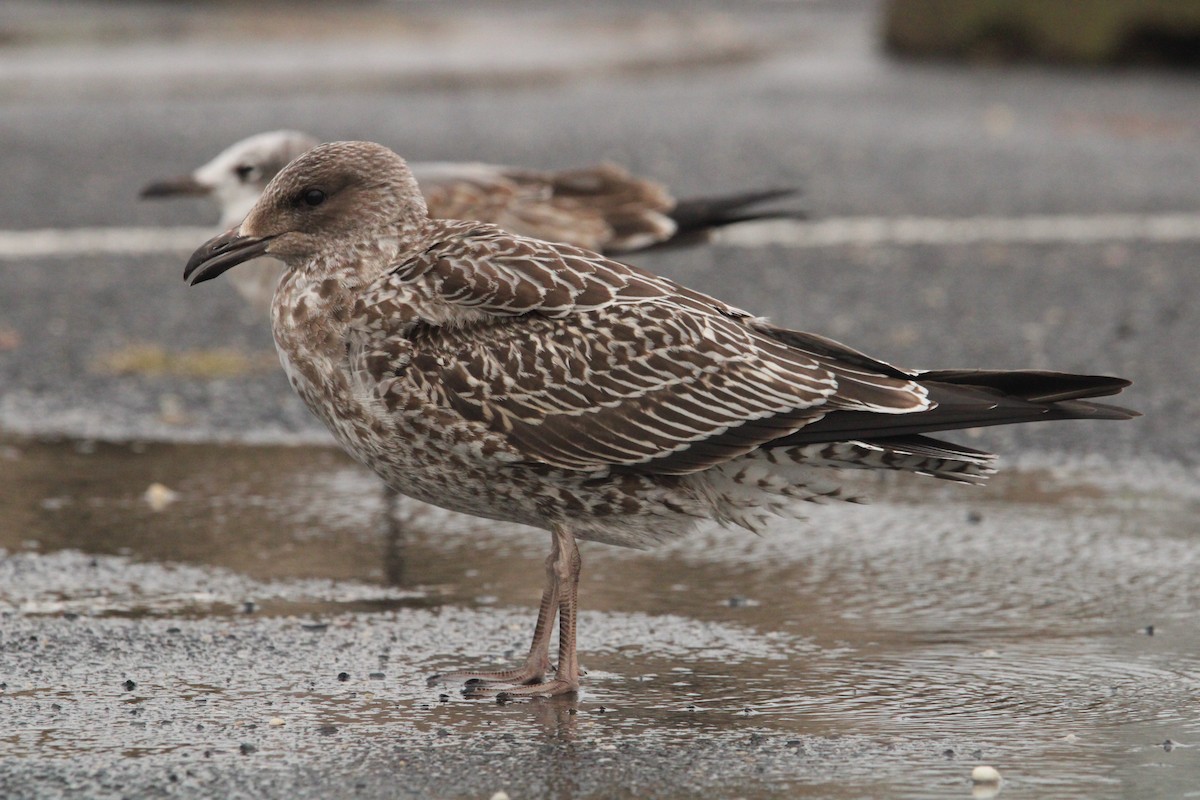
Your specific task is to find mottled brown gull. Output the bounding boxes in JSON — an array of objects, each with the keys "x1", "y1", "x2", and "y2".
[
  {"x1": 184, "y1": 141, "x2": 1136, "y2": 699},
  {"x1": 147, "y1": 130, "x2": 801, "y2": 311}
]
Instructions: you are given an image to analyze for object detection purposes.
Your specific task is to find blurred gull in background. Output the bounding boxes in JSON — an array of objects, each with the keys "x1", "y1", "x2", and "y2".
[{"x1": 143, "y1": 130, "x2": 804, "y2": 311}]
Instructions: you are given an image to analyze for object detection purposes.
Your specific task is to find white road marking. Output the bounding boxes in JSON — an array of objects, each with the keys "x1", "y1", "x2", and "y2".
[
  {"x1": 1, "y1": 213, "x2": 1200, "y2": 260},
  {"x1": 0, "y1": 227, "x2": 215, "y2": 260},
  {"x1": 715, "y1": 213, "x2": 1200, "y2": 248}
]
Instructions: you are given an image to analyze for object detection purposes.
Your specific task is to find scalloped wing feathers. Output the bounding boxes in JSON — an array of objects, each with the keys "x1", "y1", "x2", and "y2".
[{"x1": 348, "y1": 223, "x2": 930, "y2": 475}]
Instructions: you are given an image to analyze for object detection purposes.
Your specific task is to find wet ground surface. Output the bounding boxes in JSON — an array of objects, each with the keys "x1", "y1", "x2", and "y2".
[{"x1": 1, "y1": 435, "x2": 1198, "y2": 799}]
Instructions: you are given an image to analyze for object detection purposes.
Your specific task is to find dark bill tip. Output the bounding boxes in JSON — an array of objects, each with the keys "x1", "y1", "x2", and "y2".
[
  {"x1": 184, "y1": 228, "x2": 274, "y2": 285},
  {"x1": 140, "y1": 175, "x2": 211, "y2": 199}
]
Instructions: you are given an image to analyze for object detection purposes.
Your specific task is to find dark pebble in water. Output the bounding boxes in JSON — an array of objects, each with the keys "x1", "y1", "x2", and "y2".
[
  {"x1": 437, "y1": 729, "x2": 451, "y2": 737},
  {"x1": 242, "y1": 602, "x2": 256, "y2": 614},
  {"x1": 966, "y1": 510, "x2": 983, "y2": 524},
  {"x1": 943, "y1": 748, "x2": 956, "y2": 759},
  {"x1": 166, "y1": 627, "x2": 181, "y2": 634},
  {"x1": 317, "y1": 725, "x2": 339, "y2": 736},
  {"x1": 726, "y1": 595, "x2": 752, "y2": 608},
  {"x1": 239, "y1": 743, "x2": 256, "y2": 756},
  {"x1": 337, "y1": 672, "x2": 350, "y2": 682},
  {"x1": 369, "y1": 672, "x2": 385, "y2": 680},
  {"x1": 1163, "y1": 739, "x2": 1175, "y2": 752},
  {"x1": 1145, "y1": 625, "x2": 1155, "y2": 636},
  {"x1": 438, "y1": 694, "x2": 450, "y2": 703},
  {"x1": 123, "y1": 680, "x2": 136, "y2": 691},
  {"x1": 63, "y1": 612, "x2": 79, "y2": 621},
  {"x1": 301, "y1": 623, "x2": 329, "y2": 632}
]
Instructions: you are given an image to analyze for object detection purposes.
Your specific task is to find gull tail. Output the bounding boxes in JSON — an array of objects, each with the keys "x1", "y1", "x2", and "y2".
[
  {"x1": 773, "y1": 370, "x2": 1137, "y2": 446},
  {"x1": 657, "y1": 188, "x2": 806, "y2": 249}
]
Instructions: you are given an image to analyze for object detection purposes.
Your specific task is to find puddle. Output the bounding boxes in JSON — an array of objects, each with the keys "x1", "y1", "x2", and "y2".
[{"x1": 0, "y1": 434, "x2": 1198, "y2": 799}]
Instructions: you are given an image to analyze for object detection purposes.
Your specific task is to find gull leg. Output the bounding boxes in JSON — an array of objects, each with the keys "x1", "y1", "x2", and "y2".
[
  {"x1": 476, "y1": 524, "x2": 583, "y2": 699},
  {"x1": 428, "y1": 527, "x2": 564, "y2": 689}
]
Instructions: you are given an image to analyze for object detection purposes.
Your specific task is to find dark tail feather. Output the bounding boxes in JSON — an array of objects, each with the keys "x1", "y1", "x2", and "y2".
[
  {"x1": 773, "y1": 370, "x2": 1137, "y2": 446},
  {"x1": 657, "y1": 188, "x2": 805, "y2": 249},
  {"x1": 916, "y1": 369, "x2": 1130, "y2": 403}
]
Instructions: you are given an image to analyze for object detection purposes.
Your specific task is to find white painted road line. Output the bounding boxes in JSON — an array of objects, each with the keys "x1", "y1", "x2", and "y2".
[
  {"x1": 0, "y1": 227, "x2": 214, "y2": 259},
  {"x1": 716, "y1": 213, "x2": 1200, "y2": 248},
  {"x1": 2, "y1": 213, "x2": 1200, "y2": 260}
]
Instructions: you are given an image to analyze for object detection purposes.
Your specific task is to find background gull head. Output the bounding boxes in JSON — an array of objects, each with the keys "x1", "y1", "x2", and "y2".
[{"x1": 141, "y1": 130, "x2": 319, "y2": 229}]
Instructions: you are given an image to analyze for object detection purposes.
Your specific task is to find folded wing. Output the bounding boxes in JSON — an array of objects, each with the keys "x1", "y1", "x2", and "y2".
[{"x1": 348, "y1": 225, "x2": 930, "y2": 474}]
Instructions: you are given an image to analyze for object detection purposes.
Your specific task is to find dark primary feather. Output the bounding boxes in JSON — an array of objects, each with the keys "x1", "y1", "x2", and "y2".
[
  {"x1": 652, "y1": 188, "x2": 806, "y2": 250},
  {"x1": 771, "y1": 371, "x2": 1135, "y2": 448}
]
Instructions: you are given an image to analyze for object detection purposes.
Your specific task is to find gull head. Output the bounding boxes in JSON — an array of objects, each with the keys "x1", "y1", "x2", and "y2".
[
  {"x1": 142, "y1": 130, "x2": 319, "y2": 227},
  {"x1": 184, "y1": 141, "x2": 428, "y2": 286}
]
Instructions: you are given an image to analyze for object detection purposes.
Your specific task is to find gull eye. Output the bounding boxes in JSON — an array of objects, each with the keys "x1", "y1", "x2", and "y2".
[
  {"x1": 234, "y1": 164, "x2": 257, "y2": 182},
  {"x1": 302, "y1": 188, "x2": 326, "y2": 207}
]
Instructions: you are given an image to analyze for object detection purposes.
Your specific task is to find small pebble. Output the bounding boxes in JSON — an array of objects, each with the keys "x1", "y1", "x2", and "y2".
[
  {"x1": 490, "y1": 793, "x2": 511, "y2": 800},
  {"x1": 337, "y1": 672, "x2": 350, "y2": 682},
  {"x1": 1163, "y1": 739, "x2": 1175, "y2": 752},
  {"x1": 143, "y1": 482, "x2": 179, "y2": 512},
  {"x1": 1144, "y1": 625, "x2": 1155, "y2": 636},
  {"x1": 971, "y1": 765, "x2": 1001, "y2": 784},
  {"x1": 239, "y1": 743, "x2": 256, "y2": 756},
  {"x1": 123, "y1": 680, "x2": 136, "y2": 692},
  {"x1": 268, "y1": 718, "x2": 284, "y2": 727},
  {"x1": 966, "y1": 510, "x2": 983, "y2": 524}
]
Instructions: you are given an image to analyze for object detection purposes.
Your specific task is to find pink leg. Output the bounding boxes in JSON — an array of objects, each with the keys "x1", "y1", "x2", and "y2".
[
  {"x1": 430, "y1": 524, "x2": 582, "y2": 695},
  {"x1": 474, "y1": 524, "x2": 583, "y2": 699}
]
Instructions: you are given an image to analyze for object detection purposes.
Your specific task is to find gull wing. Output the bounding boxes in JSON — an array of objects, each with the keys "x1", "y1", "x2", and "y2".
[{"x1": 347, "y1": 223, "x2": 928, "y2": 475}]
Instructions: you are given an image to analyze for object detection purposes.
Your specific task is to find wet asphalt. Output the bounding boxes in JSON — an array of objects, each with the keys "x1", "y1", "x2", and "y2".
[{"x1": 2, "y1": 1, "x2": 1200, "y2": 797}]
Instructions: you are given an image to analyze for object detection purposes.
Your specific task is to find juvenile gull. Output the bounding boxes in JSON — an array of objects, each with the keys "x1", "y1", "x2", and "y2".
[
  {"x1": 184, "y1": 141, "x2": 1136, "y2": 698},
  {"x1": 147, "y1": 130, "x2": 802, "y2": 310}
]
